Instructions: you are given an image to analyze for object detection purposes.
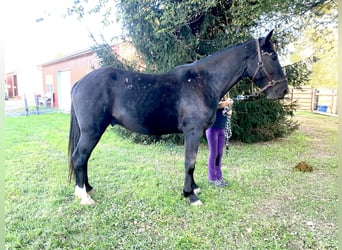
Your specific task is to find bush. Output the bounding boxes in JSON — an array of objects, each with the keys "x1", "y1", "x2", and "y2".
[
  {"x1": 111, "y1": 126, "x2": 185, "y2": 145},
  {"x1": 231, "y1": 96, "x2": 298, "y2": 143}
]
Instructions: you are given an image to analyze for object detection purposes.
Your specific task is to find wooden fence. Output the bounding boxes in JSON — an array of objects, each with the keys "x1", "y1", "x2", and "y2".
[{"x1": 286, "y1": 87, "x2": 338, "y2": 115}]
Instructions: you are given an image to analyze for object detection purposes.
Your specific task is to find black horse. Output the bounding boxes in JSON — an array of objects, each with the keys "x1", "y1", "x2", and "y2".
[{"x1": 68, "y1": 30, "x2": 288, "y2": 205}]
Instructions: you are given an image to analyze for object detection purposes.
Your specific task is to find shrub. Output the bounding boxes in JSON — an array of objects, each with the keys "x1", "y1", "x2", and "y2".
[
  {"x1": 231, "y1": 96, "x2": 298, "y2": 143},
  {"x1": 111, "y1": 126, "x2": 185, "y2": 145}
]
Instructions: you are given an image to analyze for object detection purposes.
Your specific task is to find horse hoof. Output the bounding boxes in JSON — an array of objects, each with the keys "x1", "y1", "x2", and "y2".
[
  {"x1": 190, "y1": 199, "x2": 203, "y2": 206},
  {"x1": 75, "y1": 185, "x2": 95, "y2": 205},
  {"x1": 194, "y1": 187, "x2": 201, "y2": 195},
  {"x1": 80, "y1": 196, "x2": 95, "y2": 205},
  {"x1": 188, "y1": 193, "x2": 202, "y2": 206}
]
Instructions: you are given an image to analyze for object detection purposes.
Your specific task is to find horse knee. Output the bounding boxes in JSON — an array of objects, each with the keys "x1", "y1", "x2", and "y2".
[{"x1": 185, "y1": 160, "x2": 196, "y2": 173}]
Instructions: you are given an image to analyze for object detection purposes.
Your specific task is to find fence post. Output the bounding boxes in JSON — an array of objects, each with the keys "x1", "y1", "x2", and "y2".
[
  {"x1": 311, "y1": 88, "x2": 314, "y2": 112},
  {"x1": 35, "y1": 93, "x2": 40, "y2": 114},
  {"x1": 331, "y1": 91, "x2": 337, "y2": 114},
  {"x1": 24, "y1": 94, "x2": 29, "y2": 116},
  {"x1": 314, "y1": 89, "x2": 320, "y2": 111}
]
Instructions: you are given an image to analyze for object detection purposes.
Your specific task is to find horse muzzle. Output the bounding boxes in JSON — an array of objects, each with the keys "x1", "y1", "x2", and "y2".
[{"x1": 262, "y1": 79, "x2": 289, "y2": 100}]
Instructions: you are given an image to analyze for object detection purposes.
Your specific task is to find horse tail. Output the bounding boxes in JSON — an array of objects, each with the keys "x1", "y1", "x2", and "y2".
[{"x1": 68, "y1": 101, "x2": 80, "y2": 183}]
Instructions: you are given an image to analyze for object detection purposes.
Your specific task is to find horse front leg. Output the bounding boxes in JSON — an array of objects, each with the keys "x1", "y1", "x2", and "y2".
[{"x1": 183, "y1": 131, "x2": 203, "y2": 206}]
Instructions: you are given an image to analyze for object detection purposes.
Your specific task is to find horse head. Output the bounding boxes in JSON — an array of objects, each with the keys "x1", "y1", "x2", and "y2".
[{"x1": 247, "y1": 30, "x2": 288, "y2": 100}]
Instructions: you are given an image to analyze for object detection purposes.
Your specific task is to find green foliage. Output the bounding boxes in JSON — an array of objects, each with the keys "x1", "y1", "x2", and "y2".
[
  {"x1": 231, "y1": 96, "x2": 298, "y2": 143},
  {"x1": 67, "y1": 0, "x2": 337, "y2": 73},
  {"x1": 114, "y1": 0, "x2": 261, "y2": 72},
  {"x1": 89, "y1": 34, "x2": 137, "y2": 70},
  {"x1": 112, "y1": 126, "x2": 185, "y2": 145},
  {"x1": 91, "y1": 42, "x2": 127, "y2": 70},
  {"x1": 66, "y1": 0, "x2": 335, "y2": 143},
  {"x1": 283, "y1": 60, "x2": 312, "y2": 88}
]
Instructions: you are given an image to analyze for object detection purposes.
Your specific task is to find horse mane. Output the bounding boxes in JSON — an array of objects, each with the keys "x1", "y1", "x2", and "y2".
[{"x1": 188, "y1": 37, "x2": 256, "y2": 66}]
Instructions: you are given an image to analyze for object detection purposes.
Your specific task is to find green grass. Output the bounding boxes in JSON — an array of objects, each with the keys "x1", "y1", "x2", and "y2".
[{"x1": 5, "y1": 112, "x2": 338, "y2": 249}]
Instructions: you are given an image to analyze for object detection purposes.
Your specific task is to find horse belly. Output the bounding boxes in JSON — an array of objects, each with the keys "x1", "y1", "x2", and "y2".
[
  {"x1": 145, "y1": 122, "x2": 180, "y2": 135},
  {"x1": 146, "y1": 111, "x2": 181, "y2": 135},
  {"x1": 122, "y1": 113, "x2": 180, "y2": 135}
]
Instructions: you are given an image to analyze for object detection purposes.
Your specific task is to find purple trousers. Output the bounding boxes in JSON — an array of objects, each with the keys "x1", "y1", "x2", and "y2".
[{"x1": 206, "y1": 127, "x2": 225, "y2": 181}]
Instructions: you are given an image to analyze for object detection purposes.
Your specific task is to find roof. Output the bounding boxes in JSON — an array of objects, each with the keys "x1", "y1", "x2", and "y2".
[
  {"x1": 39, "y1": 48, "x2": 94, "y2": 67},
  {"x1": 37, "y1": 41, "x2": 141, "y2": 69}
]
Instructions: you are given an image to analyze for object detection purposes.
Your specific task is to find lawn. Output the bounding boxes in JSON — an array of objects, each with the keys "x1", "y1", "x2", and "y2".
[{"x1": 5, "y1": 112, "x2": 338, "y2": 249}]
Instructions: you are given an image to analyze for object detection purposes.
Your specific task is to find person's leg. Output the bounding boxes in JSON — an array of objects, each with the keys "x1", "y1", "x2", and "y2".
[
  {"x1": 206, "y1": 127, "x2": 219, "y2": 181},
  {"x1": 215, "y1": 129, "x2": 225, "y2": 181}
]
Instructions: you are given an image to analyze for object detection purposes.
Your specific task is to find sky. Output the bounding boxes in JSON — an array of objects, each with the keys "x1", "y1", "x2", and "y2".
[{"x1": 4, "y1": 0, "x2": 120, "y2": 73}]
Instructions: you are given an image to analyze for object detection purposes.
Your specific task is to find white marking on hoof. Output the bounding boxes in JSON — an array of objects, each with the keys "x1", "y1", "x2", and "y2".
[
  {"x1": 75, "y1": 185, "x2": 95, "y2": 205},
  {"x1": 194, "y1": 188, "x2": 201, "y2": 195},
  {"x1": 190, "y1": 199, "x2": 203, "y2": 206},
  {"x1": 80, "y1": 196, "x2": 95, "y2": 205}
]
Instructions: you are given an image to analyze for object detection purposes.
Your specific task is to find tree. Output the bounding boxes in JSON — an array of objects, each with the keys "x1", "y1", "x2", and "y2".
[
  {"x1": 67, "y1": 0, "x2": 337, "y2": 74},
  {"x1": 66, "y1": 0, "x2": 336, "y2": 143},
  {"x1": 289, "y1": 27, "x2": 337, "y2": 88}
]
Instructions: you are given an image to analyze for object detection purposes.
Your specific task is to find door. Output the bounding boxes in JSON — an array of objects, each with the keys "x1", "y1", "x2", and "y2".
[
  {"x1": 13, "y1": 75, "x2": 18, "y2": 96},
  {"x1": 57, "y1": 70, "x2": 71, "y2": 111}
]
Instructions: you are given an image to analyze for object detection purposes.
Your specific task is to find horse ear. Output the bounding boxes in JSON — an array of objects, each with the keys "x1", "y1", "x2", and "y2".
[
  {"x1": 261, "y1": 30, "x2": 274, "y2": 47},
  {"x1": 265, "y1": 29, "x2": 274, "y2": 42}
]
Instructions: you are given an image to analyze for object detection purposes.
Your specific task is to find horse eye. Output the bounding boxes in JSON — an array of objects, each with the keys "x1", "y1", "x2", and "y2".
[{"x1": 271, "y1": 54, "x2": 277, "y2": 60}]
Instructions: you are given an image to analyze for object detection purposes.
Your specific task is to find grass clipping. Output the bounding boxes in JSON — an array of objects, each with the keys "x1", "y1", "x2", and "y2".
[{"x1": 293, "y1": 161, "x2": 313, "y2": 172}]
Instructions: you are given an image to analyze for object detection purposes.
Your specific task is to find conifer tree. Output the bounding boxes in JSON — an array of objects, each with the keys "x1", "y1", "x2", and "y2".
[{"x1": 68, "y1": 0, "x2": 336, "y2": 143}]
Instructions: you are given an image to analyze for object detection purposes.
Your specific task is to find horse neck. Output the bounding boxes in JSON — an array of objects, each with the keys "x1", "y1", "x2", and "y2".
[{"x1": 198, "y1": 40, "x2": 254, "y2": 97}]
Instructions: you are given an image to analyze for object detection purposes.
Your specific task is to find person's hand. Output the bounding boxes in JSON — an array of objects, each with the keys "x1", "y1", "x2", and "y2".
[{"x1": 226, "y1": 98, "x2": 233, "y2": 106}]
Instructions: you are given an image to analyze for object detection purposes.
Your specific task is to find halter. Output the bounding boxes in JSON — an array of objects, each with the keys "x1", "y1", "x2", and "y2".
[{"x1": 251, "y1": 39, "x2": 287, "y2": 95}]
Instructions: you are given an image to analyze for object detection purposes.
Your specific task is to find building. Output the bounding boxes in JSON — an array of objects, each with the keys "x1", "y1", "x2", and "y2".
[
  {"x1": 39, "y1": 42, "x2": 141, "y2": 111},
  {"x1": 5, "y1": 67, "x2": 42, "y2": 100},
  {"x1": 39, "y1": 48, "x2": 98, "y2": 110},
  {"x1": 5, "y1": 72, "x2": 18, "y2": 98}
]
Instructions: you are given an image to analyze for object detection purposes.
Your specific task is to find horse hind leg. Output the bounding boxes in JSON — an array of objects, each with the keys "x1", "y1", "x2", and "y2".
[
  {"x1": 85, "y1": 178, "x2": 95, "y2": 196},
  {"x1": 84, "y1": 163, "x2": 95, "y2": 196},
  {"x1": 73, "y1": 157, "x2": 95, "y2": 204},
  {"x1": 72, "y1": 132, "x2": 104, "y2": 205}
]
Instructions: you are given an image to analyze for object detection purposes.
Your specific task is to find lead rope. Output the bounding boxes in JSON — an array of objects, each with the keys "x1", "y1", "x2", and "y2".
[{"x1": 223, "y1": 105, "x2": 233, "y2": 155}]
